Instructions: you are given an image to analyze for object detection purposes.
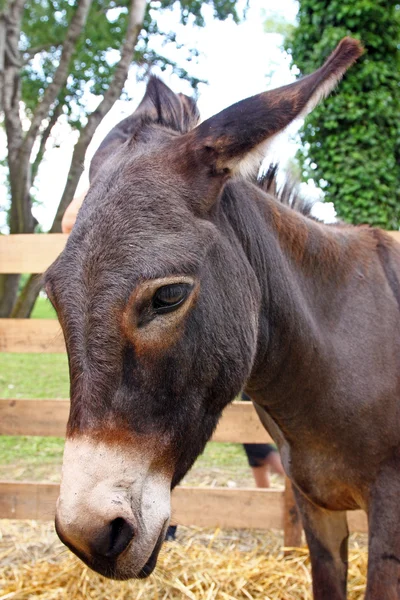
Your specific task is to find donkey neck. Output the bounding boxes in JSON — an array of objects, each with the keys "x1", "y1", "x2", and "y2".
[{"x1": 220, "y1": 179, "x2": 373, "y2": 411}]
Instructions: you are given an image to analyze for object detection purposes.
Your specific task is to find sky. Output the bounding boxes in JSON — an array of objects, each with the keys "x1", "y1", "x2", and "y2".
[{"x1": 2, "y1": 0, "x2": 336, "y2": 230}]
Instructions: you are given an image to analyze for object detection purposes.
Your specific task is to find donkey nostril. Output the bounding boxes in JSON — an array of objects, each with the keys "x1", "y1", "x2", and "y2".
[
  {"x1": 92, "y1": 517, "x2": 134, "y2": 559},
  {"x1": 108, "y1": 518, "x2": 134, "y2": 557}
]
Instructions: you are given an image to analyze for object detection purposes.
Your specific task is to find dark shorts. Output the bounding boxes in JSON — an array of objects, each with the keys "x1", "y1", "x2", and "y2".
[
  {"x1": 243, "y1": 443, "x2": 277, "y2": 467},
  {"x1": 241, "y1": 391, "x2": 277, "y2": 467}
]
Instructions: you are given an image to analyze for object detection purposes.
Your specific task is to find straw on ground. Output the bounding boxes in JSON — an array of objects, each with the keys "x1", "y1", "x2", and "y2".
[{"x1": 0, "y1": 521, "x2": 367, "y2": 600}]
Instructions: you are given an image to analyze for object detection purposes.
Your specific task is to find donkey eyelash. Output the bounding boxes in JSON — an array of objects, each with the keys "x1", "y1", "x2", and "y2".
[{"x1": 152, "y1": 283, "x2": 193, "y2": 315}]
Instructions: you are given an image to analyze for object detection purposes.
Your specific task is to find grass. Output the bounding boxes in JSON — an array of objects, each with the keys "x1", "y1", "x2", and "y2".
[
  {"x1": 31, "y1": 295, "x2": 57, "y2": 319},
  {"x1": 0, "y1": 435, "x2": 252, "y2": 484},
  {"x1": 0, "y1": 436, "x2": 64, "y2": 464},
  {"x1": 0, "y1": 354, "x2": 69, "y2": 399},
  {"x1": 0, "y1": 297, "x2": 256, "y2": 485}
]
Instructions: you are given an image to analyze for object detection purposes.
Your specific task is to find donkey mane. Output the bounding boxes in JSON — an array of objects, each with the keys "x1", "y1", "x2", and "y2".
[
  {"x1": 257, "y1": 164, "x2": 315, "y2": 219},
  {"x1": 253, "y1": 167, "x2": 397, "y2": 284},
  {"x1": 223, "y1": 166, "x2": 385, "y2": 285}
]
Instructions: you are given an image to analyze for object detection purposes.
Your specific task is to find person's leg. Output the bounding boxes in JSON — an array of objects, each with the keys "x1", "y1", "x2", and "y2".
[
  {"x1": 165, "y1": 525, "x2": 177, "y2": 541},
  {"x1": 243, "y1": 443, "x2": 281, "y2": 488},
  {"x1": 250, "y1": 464, "x2": 271, "y2": 488},
  {"x1": 241, "y1": 393, "x2": 284, "y2": 487},
  {"x1": 265, "y1": 448, "x2": 285, "y2": 475}
]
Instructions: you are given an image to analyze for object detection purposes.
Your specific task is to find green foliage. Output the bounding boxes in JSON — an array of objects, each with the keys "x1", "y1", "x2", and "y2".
[
  {"x1": 21, "y1": 0, "x2": 239, "y2": 127},
  {"x1": 263, "y1": 11, "x2": 295, "y2": 38},
  {"x1": 160, "y1": 0, "x2": 239, "y2": 26},
  {"x1": 2, "y1": 0, "x2": 239, "y2": 229},
  {"x1": 286, "y1": 0, "x2": 400, "y2": 229}
]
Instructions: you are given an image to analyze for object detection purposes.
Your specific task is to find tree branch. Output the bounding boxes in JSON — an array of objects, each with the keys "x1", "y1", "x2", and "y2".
[
  {"x1": 22, "y1": 42, "x2": 62, "y2": 64},
  {"x1": 10, "y1": 273, "x2": 42, "y2": 318},
  {"x1": 0, "y1": 273, "x2": 20, "y2": 318},
  {"x1": 32, "y1": 102, "x2": 63, "y2": 184},
  {"x1": 78, "y1": 0, "x2": 147, "y2": 143},
  {"x1": 50, "y1": 0, "x2": 147, "y2": 233},
  {"x1": 23, "y1": 0, "x2": 93, "y2": 155},
  {"x1": 0, "y1": 6, "x2": 6, "y2": 75},
  {"x1": 1, "y1": 0, "x2": 33, "y2": 237},
  {"x1": 50, "y1": 134, "x2": 87, "y2": 233}
]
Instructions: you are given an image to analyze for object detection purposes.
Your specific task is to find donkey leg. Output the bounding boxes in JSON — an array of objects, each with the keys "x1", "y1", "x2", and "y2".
[
  {"x1": 293, "y1": 488, "x2": 349, "y2": 600},
  {"x1": 365, "y1": 455, "x2": 400, "y2": 600}
]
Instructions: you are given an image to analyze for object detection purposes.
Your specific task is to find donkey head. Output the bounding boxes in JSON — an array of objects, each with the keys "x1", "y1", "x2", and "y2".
[{"x1": 45, "y1": 38, "x2": 362, "y2": 579}]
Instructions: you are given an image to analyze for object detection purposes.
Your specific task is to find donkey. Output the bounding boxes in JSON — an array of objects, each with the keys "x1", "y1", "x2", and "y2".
[{"x1": 45, "y1": 38, "x2": 400, "y2": 599}]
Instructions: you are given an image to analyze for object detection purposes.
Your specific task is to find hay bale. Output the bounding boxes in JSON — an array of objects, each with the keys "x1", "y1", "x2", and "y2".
[{"x1": 0, "y1": 521, "x2": 367, "y2": 599}]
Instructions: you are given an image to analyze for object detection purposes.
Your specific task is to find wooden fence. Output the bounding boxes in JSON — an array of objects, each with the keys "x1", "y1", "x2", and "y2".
[{"x1": 4, "y1": 233, "x2": 398, "y2": 540}]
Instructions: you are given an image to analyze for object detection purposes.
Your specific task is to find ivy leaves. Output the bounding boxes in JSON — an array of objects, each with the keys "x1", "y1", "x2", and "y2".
[{"x1": 286, "y1": 0, "x2": 400, "y2": 229}]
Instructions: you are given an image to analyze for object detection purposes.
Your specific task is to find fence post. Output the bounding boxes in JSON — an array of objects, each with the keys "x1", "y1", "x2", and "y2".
[{"x1": 283, "y1": 476, "x2": 303, "y2": 552}]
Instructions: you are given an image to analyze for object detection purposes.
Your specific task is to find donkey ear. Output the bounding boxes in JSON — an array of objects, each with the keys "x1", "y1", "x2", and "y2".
[
  {"x1": 177, "y1": 92, "x2": 201, "y2": 132},
  {"x1": 134, "y1": 76, "x2": 198, "y2": 132},
  {"x1": 177, "y1": 37, "x2": 363, "y2": 203},
  {"x1": 89, "y1": 77, "x2": 200, "y2": 181}
]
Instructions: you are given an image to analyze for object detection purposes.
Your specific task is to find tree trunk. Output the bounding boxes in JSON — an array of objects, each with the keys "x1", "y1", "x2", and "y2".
[
  {"x1": 8, "y1": 156, "x2": 37, "y2": 234},
  {"x1": 0, "y1": 0, "x2": 93, "y2": 316},
  {"x1": 50, "y1": 134, "x2": 89, "y2": 233},
  {"x1": 2, "y1": 0, "x2": 147, "y2": 317},
  {"x1": 32, "y1": 102, "x2": 63, "y2": 185},
  {"x1": 0, "y1": 274, "x2": 20, "y2": 317},
  {"x1": 10, "y1": 274, "x2": 43, "y2": 318},
  {"x1": 51, "y1": 0, "x2": 148, "y2": 234}
]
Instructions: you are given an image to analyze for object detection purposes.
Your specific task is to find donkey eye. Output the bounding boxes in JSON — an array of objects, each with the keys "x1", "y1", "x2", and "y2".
[{"x1": 152, "y1": 284, "x2": 192, "y2": 314}]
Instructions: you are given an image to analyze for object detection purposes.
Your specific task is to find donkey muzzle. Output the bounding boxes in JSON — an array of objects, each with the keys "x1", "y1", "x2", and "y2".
[{"x1": 55, "y1": 436, "x2": 171, "y2": 579}]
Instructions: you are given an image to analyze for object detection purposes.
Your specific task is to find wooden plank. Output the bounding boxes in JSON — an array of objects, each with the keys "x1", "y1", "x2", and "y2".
[
  {"x1": 171, "y1": 487, "x2": 284, "y2": 529},
  {"x1": 0, "y1": 233, "x2": 399, "y2": 352},
  {"x1": 0, "y1": 234, "x2": 67, "y2": 274},
  {"x1": 0, "y1": 399, "x2": 272, "y2": 443},
  {"x1": 0, "y1": 231, "x2": 398, "y2": 275},
  {"x1": 0, "y1": 399, "x2": 70, "y2": 437},
  {"x1": 348, "y1": 510, "x2": 368, "y2": 533},
  {"x1": 213, "y1": 402, "x2": 273, "y2": 443},
  {"x1": 283, "y1": 477, "x2": 303, "y2": 550},
  {"x1": 0, "y1": 481, "x2": 283, "y2": 528},
  {"x1": 0, "y1": 481, "x2": 59, "y2": 521},
  {"x1": 0, "y1": 481, "x2": 368, "y2": 532},
  {"x1": 0, "y1": 319, "x2": 65, "y2": 353}
]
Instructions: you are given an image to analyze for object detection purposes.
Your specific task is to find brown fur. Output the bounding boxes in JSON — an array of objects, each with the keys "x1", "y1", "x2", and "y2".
[
  {"x1": 67, "y1": 426, "x2": 175, "y2": 474},
  {"x1": 46, "y1": 39, "x2": 400, "y2": 598},
  {"x1": 121, "y1": 277, "x2": 200, "y2": 359}
]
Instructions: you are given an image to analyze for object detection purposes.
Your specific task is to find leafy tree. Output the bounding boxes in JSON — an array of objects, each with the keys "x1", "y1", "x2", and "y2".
[
  {"x1": 263, "y1": 10, "x2": 294, "y2": 38},
  {"x1": 286, "y1": 0, "x2": 400, "y2": 230},
  {"x1": 0, "y1": 0, "x2": 239, "y2": 317}
]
